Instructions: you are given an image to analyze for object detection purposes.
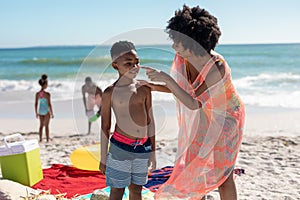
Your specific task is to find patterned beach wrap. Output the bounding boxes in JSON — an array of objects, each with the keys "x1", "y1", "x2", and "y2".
[{"x1": 155, "y1": 52, "x2": 245, "y2": 199}]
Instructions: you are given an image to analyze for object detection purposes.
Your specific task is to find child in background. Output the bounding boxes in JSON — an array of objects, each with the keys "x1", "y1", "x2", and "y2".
[
  {"x1": 35, "y1": 74, "x2": 53, "y2": 142},
  {"x1": 100, "y1": 41, "x2": 156, "y2": 200}
]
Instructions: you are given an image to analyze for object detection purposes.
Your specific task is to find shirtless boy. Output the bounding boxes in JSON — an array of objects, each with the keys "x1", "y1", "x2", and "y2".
[{"x1": 100, "y1": 41, "x2": 156, "y2": 200}]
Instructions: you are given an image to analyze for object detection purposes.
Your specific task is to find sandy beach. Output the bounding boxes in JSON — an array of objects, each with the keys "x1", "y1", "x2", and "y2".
[
  {"x1": 0, "y1": 97, "x2": 300, "y2": 199},
  {"x1": 1, "y1": 0, "x2": 300, "y2": 197}
]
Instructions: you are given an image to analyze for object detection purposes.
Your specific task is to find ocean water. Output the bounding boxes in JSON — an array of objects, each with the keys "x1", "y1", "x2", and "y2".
[{"x1": 0, "y1": 44, "x2": 300, "y2": 108}]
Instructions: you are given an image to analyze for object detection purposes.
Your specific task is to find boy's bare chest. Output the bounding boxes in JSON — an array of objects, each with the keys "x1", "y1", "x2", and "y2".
[{"x1": 111, "y1": 87, "x2": 145, "y2": 108}]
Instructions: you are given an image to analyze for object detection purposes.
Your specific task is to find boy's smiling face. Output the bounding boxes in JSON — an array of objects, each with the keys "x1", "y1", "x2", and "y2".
[{"x1": 112, "y1": 50, "x2": 140, "y2": 79}]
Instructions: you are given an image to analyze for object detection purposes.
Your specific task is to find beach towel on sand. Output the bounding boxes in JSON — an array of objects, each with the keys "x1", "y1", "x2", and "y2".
[
  {"x1": 144, "y1": 166, "x2": 173, "y2": 192},
  {"x1": 31, "y1": 164, "x2": 169, "y2": 198},
  {"x1": 144, "y1": 166, "x2": 244, "y2": 192},
  {"x1": 75, "y1": 186, "x2": 154, "y2": 200},
  {"x1": 32, "y1": 164, "x2": 106, "y2": 198},
  {"x1": 32, "y1": 164, "x2": 244, "y2": 198},
  {"x1": 31, "y1": 164, "x2": 164, "y2": 199}
]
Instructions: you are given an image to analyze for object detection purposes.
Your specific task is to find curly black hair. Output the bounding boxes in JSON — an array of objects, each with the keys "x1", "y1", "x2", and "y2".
[
  {"x1": 166, "y1": 5, "x2": 221, "y2": 56},
  {"x1": 110, "y1": 41, "x2": 136, "y2": 61},
  {"x1": 38, "y1": 74, "x2": 48, "y2": 86}
]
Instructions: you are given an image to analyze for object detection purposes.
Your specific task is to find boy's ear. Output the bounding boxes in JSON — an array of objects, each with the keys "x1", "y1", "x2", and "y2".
[{"x1": 112, "y1": 62, "x2": 118, "y2": 69}]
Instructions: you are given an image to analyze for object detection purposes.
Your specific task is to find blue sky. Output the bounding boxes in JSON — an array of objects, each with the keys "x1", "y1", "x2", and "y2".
[{"x1": 0, "y1": 0, "x2": 299, "y2": 48}]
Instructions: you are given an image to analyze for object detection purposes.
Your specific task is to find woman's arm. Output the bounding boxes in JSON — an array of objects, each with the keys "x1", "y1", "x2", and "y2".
[
  {"x1": 138, "y1": 80, "x2": 171, "y2": 93},
  {"x1": 165, "y1": 76, "x2": 202, "y2": 109},
  {"x1": 144, "y1": 67, "x2": 201, "y2": 110}
]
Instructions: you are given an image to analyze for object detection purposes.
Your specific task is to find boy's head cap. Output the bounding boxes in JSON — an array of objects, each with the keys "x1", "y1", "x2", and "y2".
[{"x1": 110, "y1": 40, "x2": 136, "y2": 62}]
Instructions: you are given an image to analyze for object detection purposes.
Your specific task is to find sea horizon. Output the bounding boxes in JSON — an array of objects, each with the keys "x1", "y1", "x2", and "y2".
[
  {"x1": 1, "y1": 42, "x2": 300, "y2": 50},
  {"x1": 1, "y1": 43, "x2": 300, "y2": 109}
]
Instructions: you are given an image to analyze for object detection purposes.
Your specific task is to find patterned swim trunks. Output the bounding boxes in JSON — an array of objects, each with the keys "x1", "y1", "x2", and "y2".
[{"x1": 105, "y1": 135, "x2": 152, "y2": 188}]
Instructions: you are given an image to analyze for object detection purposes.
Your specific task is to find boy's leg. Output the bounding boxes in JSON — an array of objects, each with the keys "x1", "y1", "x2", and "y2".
[
  {"x1": 130, "y1": 157, "x2": 149, "y2": 200},
  {"x1": 128, "y1": 183, "x2": 142, "y2": 200},
  {"x1": 38, "y1": 115, "x2": 45, "y2": 142},
  {"x1": 105, "y1": 146, "x2": 131, "y2": 199},
  {"x1": 109, "y1": 187, "x2": 125, "y2": 200}
]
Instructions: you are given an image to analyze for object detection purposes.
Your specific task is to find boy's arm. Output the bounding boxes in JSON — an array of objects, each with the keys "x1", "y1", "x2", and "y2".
[
  {"x1": 100, "y1": 87, "x2": 112, "y2": 174},
  {"x1": 145, "y1": 86, "x2": 156, "y2": 171}
]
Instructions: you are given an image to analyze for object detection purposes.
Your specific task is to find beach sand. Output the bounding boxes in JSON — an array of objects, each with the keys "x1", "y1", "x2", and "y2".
[{"x1": 0, "y1": 98, "x2": 299, "y2": 199}]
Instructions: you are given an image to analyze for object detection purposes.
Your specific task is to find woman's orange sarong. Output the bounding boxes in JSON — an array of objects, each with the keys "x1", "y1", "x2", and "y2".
[{"x1": 155, "y1": 52, "x2": 245, "y2": 199}]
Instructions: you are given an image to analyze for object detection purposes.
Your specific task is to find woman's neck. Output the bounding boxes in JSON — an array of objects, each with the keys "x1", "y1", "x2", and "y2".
[
  {"x1": 185, "y1": 54, "x2": 212, "y2": 84},
  {"x1": 187, "y1": 54, "x2": 212, "y2": 72}
]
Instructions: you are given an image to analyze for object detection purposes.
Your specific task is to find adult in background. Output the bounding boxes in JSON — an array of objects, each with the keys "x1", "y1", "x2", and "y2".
[{"x1": 82, "y1": 76, "x2": 102, "y2": 135}]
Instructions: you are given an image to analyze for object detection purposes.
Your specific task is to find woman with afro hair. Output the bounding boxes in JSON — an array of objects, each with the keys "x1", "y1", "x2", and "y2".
[{"x1": 144, "y1": 5, "x2": 245, "y2": 200}]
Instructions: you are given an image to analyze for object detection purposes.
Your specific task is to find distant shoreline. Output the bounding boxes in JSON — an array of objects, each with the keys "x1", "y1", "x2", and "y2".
[{"x1": 1, "y1": 42, "x2": 300, "y2": 50}]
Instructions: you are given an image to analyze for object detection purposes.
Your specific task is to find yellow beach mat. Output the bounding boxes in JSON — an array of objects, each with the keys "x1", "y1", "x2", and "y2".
[{"x1": 70, "y1": 143, "x2": 100, "y2": 171}]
